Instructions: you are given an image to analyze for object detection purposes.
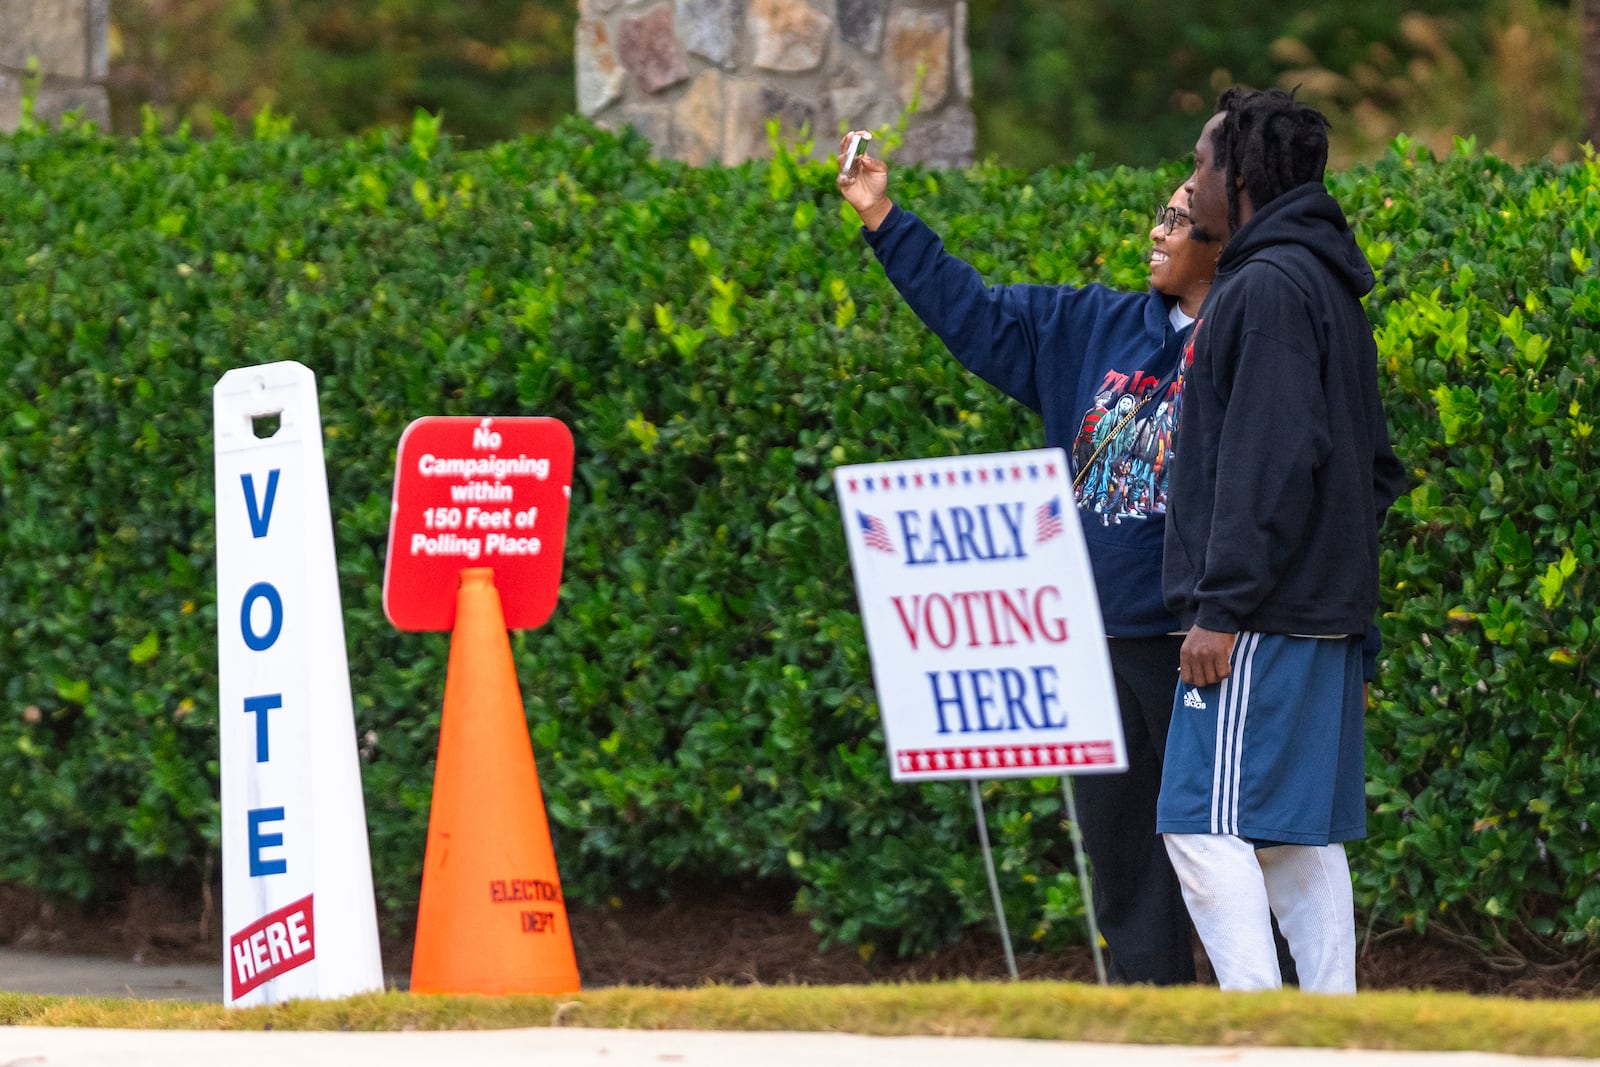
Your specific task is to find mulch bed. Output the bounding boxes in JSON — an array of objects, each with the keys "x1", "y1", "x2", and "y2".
[{"x1": 2, "y1": 882, "x2": 1595, "y2": 998}]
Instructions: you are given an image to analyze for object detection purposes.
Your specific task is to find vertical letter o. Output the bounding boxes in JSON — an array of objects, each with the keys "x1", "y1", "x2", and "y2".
[{"x1": 241, "y1": 583, "x2": 284, "y2": 651}]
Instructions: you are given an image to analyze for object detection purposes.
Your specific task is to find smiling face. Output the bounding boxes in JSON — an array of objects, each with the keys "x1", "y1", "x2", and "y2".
[{"x1": 1149, "y1": 185, "x2": 1220, "y2": 316}]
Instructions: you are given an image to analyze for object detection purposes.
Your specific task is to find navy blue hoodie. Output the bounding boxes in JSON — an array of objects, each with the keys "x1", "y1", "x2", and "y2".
[
  {"x1": 863, "y1": 204, "x2": 1191, "y2": 637},
  {"x1": 1162, "y1": 183, "x2": 1406, "y2": 634}
]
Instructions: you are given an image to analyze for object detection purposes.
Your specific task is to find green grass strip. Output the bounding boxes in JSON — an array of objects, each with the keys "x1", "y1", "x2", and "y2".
[{"x1": 3, "y1": 982, "x2": 1599, "y2": 1058}]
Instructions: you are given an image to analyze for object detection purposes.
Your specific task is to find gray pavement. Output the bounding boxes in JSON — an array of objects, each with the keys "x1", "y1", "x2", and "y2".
[
  {"x1": 0, "y1": 947, "x2": 220, "y2": 1001},
  {"x1": 0, "y1": 950, "x2": 1594, "y2": 1067},
  {"x1": 1, "y1": 1026, "x2": 1594, "y2": 1067}
]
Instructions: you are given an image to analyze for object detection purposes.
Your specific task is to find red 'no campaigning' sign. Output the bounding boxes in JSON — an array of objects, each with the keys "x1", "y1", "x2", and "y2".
[{"x1": 383, "y1": 416, "x2": 573, "y2": 632}]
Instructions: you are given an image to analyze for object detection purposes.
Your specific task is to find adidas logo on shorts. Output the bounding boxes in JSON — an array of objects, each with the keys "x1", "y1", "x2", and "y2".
[{"x1": 1183, "y1": 687, "x2": 1207, "y2": 710}]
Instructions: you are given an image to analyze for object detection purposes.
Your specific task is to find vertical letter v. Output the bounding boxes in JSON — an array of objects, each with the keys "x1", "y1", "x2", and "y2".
[{"x1": 242, "y1": 471, "x2": 280, "y2": 539}]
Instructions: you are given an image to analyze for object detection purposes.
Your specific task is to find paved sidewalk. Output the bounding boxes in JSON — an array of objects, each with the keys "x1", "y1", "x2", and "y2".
[
  {"x1": 0, "y1": 946, "x2": 221, "y2": 1001},
  {"x1": 1, "y1": 1026, "x2": 1595, "y2": 1067}
]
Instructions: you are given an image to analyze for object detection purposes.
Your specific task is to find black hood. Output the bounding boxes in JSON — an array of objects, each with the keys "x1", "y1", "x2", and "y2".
[{"x1": 1217, "y1": 182, "x2": 1375, "y2": 300}]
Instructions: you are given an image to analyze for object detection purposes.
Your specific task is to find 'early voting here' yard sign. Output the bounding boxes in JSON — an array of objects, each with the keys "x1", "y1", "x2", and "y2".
[{"x1": 835, "y1": 448, "x2": 1125, "y2": 783}]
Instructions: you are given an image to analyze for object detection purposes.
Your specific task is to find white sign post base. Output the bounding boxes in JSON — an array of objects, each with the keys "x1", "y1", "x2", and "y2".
[{"x1": 214, "y1": 361, "x2": 384, "y2": 1007}]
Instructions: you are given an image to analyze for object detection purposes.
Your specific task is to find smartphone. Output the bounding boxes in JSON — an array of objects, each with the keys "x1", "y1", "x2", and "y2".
[{"x1": 840, "y1": 131, "x2": 871, "y2": 178}]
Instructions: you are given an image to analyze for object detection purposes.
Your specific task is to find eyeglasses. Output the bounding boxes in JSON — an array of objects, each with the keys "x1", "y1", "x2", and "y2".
[{"x1": 1155, "y1": 204, "x2": 1192, "y2": 235}]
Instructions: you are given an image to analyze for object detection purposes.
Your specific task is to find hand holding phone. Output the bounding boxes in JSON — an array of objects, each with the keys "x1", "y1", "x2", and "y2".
[
  {"x1": 836, "y1": 128, "x2": 890, "y2": 230},
  {"x1": 840, "y1": 131, "x2": 872, "y2": 179}
]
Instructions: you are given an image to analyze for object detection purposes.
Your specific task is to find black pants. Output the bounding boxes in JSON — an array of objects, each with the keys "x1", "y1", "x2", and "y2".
[
  {"x1": 1074, "y1": 634, "x2": 1297, "y2": 986},
  {"x1": 1072, "y1": 635, "x2": 1196, "y2": 984}
]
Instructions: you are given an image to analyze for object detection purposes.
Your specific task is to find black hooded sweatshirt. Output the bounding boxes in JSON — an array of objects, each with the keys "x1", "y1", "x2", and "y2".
[{"x1": 1162, "y1": 181, "x2": 1407, "y2": 635}]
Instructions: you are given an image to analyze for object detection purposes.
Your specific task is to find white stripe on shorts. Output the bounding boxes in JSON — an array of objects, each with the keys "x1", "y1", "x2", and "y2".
[{"x1": 1210, "y1": 632, "x2": 1262, "y2": 835}]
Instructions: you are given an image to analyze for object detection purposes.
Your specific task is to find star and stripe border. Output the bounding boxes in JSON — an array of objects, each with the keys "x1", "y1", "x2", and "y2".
[
  {"x1": 894, "y1": 740, "x2": 1117, "y2": 777},
  {"x1": 839, "y1": 459, "x2": 1063, "y2": 497}
]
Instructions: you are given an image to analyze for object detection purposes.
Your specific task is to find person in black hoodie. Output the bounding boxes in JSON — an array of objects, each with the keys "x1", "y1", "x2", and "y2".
[
  {"x1": 834, "y1": 131, "x2": 1223, "y2": 985},
  {"x1": 1155, "y1": 88, "x2": 1407, "y2": 993}
]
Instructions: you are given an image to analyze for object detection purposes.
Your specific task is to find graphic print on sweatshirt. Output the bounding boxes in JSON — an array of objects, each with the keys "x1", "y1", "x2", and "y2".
[{"x1": 1070, "y1": 325, "x2": 1197, "y2": 526}]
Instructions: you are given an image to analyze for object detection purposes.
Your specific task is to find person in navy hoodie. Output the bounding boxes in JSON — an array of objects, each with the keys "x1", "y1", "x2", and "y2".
[{"x1": 836, "y1": 130, "x2": 1220, "y2": 985}]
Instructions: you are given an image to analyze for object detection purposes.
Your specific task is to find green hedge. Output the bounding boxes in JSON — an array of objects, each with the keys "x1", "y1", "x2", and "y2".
[{"x1": 1, "y1": 111, "x2": 1596, "y2": 966}]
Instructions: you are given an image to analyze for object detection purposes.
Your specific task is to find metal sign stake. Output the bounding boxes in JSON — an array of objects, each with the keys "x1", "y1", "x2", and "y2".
[
  {"x1": 970, "y1": 780, "x2": 1019, "y2": 981},
  {"x1": 1062, "y1": 778, "x2": 1108, "y2": 985}
]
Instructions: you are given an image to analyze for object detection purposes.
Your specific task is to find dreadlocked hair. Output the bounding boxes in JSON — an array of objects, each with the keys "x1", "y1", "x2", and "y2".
[{"x1": 1211, "y1": 86, "x2": 1331, "y2": 234}]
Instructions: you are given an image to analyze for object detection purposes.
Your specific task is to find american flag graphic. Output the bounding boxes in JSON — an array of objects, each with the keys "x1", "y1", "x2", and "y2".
[
  {"x1": 857, "y1": 511, "x2": 895, "y2": 553},
  {"x1": 1036, "y1": 496, "x2": 1064, "y2": 543}
]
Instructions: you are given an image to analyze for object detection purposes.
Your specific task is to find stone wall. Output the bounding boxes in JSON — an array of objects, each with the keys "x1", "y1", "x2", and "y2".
[
  {"x1": 0, "y1": 0, "x2": 109, "y2": 131},
  {"x1": 576, "y1": 0, "x2": 975, "y2": 168}
]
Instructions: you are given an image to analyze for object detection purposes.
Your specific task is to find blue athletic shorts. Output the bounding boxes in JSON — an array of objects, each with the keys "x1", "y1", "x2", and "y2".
[{"x1": 1156, "y1": 632, "x2": 1366, "y2": 846}]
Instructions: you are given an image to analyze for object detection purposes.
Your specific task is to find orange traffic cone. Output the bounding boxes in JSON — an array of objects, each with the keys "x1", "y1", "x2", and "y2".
[{"x1": 409, "y1": 567, "x2": 581, "y2": 995}]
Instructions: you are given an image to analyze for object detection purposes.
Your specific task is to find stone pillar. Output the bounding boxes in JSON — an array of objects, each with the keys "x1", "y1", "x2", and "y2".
[
  {"x1": 576, "y1": 0, "x2": 975, "y2": 168},
  {"x1": 0, "y1": 0, "x2": 110, "y2": 131}
]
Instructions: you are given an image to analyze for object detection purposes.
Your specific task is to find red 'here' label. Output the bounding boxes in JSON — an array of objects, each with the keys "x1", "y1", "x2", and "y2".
[{"x1": 229, "y1": 894, "x2": 316, "y2": 999}]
